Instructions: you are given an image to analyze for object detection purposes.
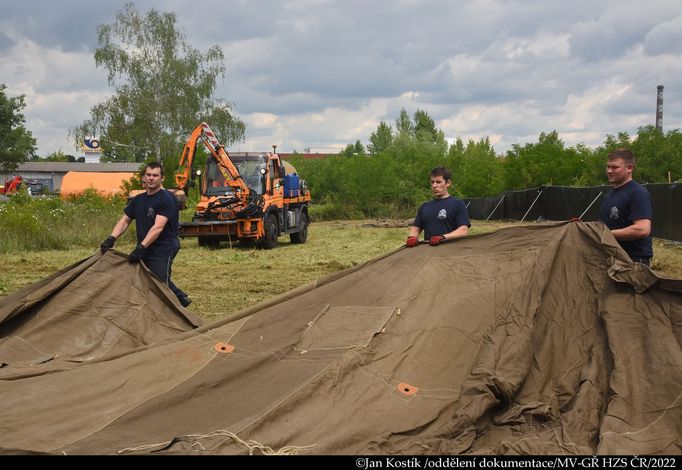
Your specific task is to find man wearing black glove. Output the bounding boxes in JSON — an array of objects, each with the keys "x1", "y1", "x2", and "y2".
[
  {"x1": 127, "y1": 243, "x2": 147, "y2": 263},
  {"x1": 103, "y1": 162, "x2": 192, "y2": 308},
  {"x1": 406, "y1": 166, "x2": 470, "y2": 248},
  {"x1": 100, "y1": 235, "x2": 117, "y2": 253}
]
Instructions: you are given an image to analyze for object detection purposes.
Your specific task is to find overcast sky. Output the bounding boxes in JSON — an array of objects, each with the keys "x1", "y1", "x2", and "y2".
[{"x1": 1, "y1": 0, "x2": 681, "y2": 157}]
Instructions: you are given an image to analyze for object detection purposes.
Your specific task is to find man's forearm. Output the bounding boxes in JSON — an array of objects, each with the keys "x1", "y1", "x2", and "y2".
[
  {"x1": 408, "y1": 226, "x2": 421, "y2": 238},
  {"x1": 140, "y1": 226, "x2": 163, "y2": 247},
  {"x1": 111, "y1": 217, "x2": 131, "y2": 239},
  {"x1": 444, "y1": 225, "x2": 468, "y2": 240},
  {"x1": 611, "y1": 219, "x2": 651, "y2": 241},
  {"x1": 612, "y1": 226, "x2": 648, "y2": 241}
]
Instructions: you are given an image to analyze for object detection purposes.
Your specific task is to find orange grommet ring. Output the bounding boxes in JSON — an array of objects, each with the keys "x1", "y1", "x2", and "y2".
[
  {"x1": 397, "y1": 382, "x2": 418, "y2": 396},
  {"x1": 214, "y1": 342, "x2": 235, "y2": 354}
]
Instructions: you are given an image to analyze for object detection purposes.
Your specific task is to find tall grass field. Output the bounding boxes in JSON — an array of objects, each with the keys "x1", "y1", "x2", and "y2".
[{"x1": 0, "y1": 189, "x2": 137, "y2": 252}]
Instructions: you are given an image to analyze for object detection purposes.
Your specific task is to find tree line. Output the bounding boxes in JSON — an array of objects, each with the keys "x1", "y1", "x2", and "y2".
[{"x1": 290, "y1": 109, "x2": 682, "y2": 219}]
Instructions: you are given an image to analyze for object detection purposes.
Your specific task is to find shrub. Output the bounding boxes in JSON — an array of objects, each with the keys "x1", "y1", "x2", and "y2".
[{"x1": 0, "y1": 190, "x2": 134, "y2": 252}]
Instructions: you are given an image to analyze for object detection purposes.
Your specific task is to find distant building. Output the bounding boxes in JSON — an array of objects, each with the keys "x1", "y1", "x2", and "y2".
[
  {"x1": 278, "y1": 152, "x2": 338, "y2": 160},
  {"x1": 0, "y1": 162, "x2": 141, "y2": 194},
  {"x1": 303, "y1": 147, "x2": 343, "y2": 154},
  {"x1": 278, "y1": 147, "x2": 343, "y2": 160}
]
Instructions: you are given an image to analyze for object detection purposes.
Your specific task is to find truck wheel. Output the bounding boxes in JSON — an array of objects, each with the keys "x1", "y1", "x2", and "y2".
[
  {"x1": 198, "y1": 236, "x2": 220, "y2": 248},
  {"x1": 260, "y1": 215, "x2": 278, "y2": 249},
  {"x1": 290, "y1": 213, "x2": 308, "y2": 244}
]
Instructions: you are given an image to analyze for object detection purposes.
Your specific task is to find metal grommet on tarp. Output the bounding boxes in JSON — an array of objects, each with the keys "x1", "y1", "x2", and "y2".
[
  {"x1": 397, "y1": 382, "x2": 418, "y2": 396},
  {"x1": 214, "y1": 342, "x2": 235, "y2": 354}
]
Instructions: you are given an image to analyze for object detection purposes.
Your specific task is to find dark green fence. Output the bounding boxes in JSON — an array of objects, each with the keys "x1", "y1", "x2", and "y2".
[{"x1": 465, "y1": 183, "x2": 682, "y2": 242}]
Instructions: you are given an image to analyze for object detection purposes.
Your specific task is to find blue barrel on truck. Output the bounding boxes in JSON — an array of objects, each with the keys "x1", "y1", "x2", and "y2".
[{"x1": 283, "y1": 174, "x2": 300, "y2": 197}]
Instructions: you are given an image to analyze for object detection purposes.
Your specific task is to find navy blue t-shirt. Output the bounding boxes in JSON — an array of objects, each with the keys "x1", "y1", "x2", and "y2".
[
  {"x1": 413, "y1": 196, "x2": 471, "y2": 240},
  {"x1": 598, "y1": 180, "x2": 653, "y2": 259},
  {"x1": 124, "y1": 189, "x2": 180, "y2": 257}
]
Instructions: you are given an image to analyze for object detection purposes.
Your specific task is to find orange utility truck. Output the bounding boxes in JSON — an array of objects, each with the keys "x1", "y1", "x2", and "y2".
[{"x1": 174, "y1": 122, "x2": 310, "y2": 249}]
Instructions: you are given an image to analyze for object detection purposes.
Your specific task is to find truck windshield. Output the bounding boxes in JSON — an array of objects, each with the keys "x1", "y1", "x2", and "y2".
[{"x1": 203, "y1": 154, "x2": 267, "y2": 196}]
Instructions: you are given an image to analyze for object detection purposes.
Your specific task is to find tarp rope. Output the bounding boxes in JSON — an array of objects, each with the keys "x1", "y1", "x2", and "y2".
[{"x1": 117, "y1": 430, "x2": 317, "y2": 455}]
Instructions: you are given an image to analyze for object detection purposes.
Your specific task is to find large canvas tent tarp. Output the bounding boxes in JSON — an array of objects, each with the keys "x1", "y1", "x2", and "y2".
[
  {"x1": 0, "y1": 222, "x2": 680, "y2": 455},
  {"x1": 0, "y1": 252, "x2": 201, "y2": 375}
]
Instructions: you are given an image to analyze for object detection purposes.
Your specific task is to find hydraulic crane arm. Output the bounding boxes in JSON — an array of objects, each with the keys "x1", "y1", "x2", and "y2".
[{"x1": 175, "y1": 122, "x2": 250, "y2": 199}]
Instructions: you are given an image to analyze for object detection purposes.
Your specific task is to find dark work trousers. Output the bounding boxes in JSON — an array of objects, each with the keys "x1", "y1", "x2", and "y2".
[{"x1": 143, "y1": 249, "x2": 186, "y2": 300}]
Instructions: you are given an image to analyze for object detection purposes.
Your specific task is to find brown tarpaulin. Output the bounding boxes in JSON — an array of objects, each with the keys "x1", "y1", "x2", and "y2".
[
  {"x1": 0, "y1": 252, "x2": 201, "y2": 374},
  {"x1": 0, "y1": 222, "x2": 680, "y2": 455}
]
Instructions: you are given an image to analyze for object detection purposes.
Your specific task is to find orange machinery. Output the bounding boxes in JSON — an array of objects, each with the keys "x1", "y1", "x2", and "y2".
[
  {"x1": 174, "y1": 122, "x2": 311, "y2": 249},
  {"x1": 0, "y1": 175, "x2": 22, "y2": 195}
]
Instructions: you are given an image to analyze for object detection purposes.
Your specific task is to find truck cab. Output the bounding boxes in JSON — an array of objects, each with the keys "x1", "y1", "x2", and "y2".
[{"x1": 203, "y1": 152, "x2": 272, "y2": 198}]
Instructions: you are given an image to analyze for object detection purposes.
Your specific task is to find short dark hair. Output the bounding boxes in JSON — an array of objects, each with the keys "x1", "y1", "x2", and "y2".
[
  {"x1": 608, "y1": 148, "x2": 635, "y2": 166},
  {"x1": 430, "y1": 166, "x2": 452, "y2": 182},
  {"x1": 145, "y1": 161, "x2": 164, "y2": 176}
]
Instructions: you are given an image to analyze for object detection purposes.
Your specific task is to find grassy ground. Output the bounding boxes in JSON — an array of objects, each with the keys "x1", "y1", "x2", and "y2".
[{"x1": 1, "y1": 220, "x2": 681, "y2": 322}]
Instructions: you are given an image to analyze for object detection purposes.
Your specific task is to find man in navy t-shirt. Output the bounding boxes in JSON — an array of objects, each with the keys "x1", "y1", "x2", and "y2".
[
  {"x1": 406, "y1": 166, "x2": 471, "y2": 247},
  {"x1": 100, "y1": 162, "x2": 191, "y2": 307},
  {"x1": 598, "y1": 148, "x2": 653, "y2": 265}
]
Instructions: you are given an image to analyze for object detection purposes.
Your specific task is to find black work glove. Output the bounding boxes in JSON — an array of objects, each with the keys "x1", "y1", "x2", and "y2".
[
  {"x1": 100, "y1": 236, "x2": 116, "y2": 254},
  {"x1": 128, "y1": 243, "x2": 147, "y2": 263}
]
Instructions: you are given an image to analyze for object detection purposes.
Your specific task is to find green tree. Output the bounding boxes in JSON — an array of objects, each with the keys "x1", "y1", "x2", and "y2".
[
  {"x1": 601, "y1": 131, "x2": 632, "y2": 153},
  {"x1": 630, "y1": 125, "x2": 681, "y2": 184},
  {"x1": 453, "y1": 138, "x2": 503, "y2": 197},
  {"x1": 395, "y1": 108, "x2": 414, "y2": 137},
  {"x1": 72, "y1": 2, "x2": 245, "y2": 185},
  {"x1": 367, "y1": 121, "x2": 392, "y2": 155},
  {"x1": 0, "y1": 84, "x2": 37, "y2": 173},
  {"x1": 503, "y1": 131, "x2": 582, "y2": 189},
  {"x1": 586, "y1": 128, "x2": 682, "y2": 185},
  {"x1": 447, "y1": 138, "x2": 466, "y2": 180},
  {"x1": 413, "y1": 109, "x2": 445, "y2": 145},
  {"x1": 340, "y1": 140, "x2": 366, "y2": 157},
  {"x1": 572, "y1": 143, "x2": 602, "y2": 186},
  {"x1": 341, "y1": 143, "x2": 355, "y2": 156},
  {"x1": 42, "y1": 149, "x2": 76, "y2": 162},
  {"x1": 660, "y1": 129, "x2": 682, "y2": 183}
]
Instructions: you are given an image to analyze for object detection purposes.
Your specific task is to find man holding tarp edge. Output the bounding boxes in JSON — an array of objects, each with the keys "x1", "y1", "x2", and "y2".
[
  {"x1": 406, "y1": 166, "x2": 470, "y2": 247},
  {"x1": 100, "y1": 161, "x2": 192, "y2": 307},
  {"x1": 598, "y1": 148, "x2": 654, "y2": 265}
]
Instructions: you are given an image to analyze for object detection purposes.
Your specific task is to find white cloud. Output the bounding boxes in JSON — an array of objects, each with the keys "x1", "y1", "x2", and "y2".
[
  {"x1": 496, "y1": 33, "x2": 571, "y2": 61},
  {"x1": 1, "y1": 0, "x2": 681, "y2": 158},
  {"x1": 0, "y1": 34, "x2": 109, "y2": 155},
  {"x1": 643, "y1": 14, "x2": 682, "y2": 55},
  {"x1": 558, "y1": 83, "x2": 632, "y2": 129},
  {"x1": 246, "y1": 113, "x2": 279, "y2": 129}
]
